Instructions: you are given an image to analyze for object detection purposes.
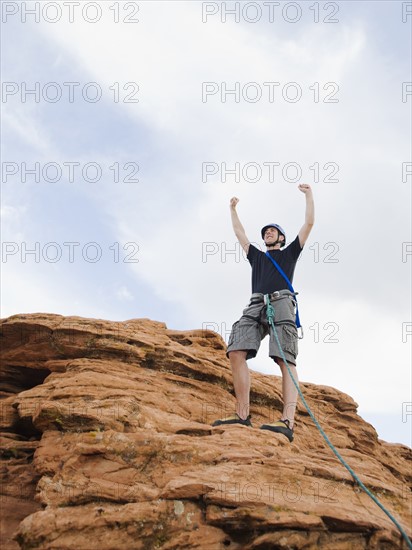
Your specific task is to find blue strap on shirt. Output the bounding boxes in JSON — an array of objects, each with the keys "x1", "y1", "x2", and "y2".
[{"x1": 265, "y1": 251, "x2": 302, "y2": 334}]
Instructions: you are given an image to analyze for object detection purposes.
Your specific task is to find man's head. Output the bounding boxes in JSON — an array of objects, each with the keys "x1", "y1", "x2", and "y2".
[{"x1": 261, "y1": 223, "x2": 286, "y2": 248}]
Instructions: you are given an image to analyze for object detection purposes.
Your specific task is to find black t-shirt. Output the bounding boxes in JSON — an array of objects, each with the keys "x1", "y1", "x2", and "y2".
[{"x1": 247, "y1": 236, "x2": 303, "y2": 294}]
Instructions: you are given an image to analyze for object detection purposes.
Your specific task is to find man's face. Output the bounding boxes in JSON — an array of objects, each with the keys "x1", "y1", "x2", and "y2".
[{"x1": 264, "y1": 227, "x2": 280, "y2": 245}]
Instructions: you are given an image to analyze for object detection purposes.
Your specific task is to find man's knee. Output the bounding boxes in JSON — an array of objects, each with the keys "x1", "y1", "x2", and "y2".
[
  {"x1": 228, "y1": 350, "x2": 248, "y2": 363},
  {"x1": 276, "y1": 358, "x2": 297, "y2": 370}
]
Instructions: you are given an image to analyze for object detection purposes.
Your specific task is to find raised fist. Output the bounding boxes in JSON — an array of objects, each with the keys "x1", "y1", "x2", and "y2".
[
  {"x1": 230, "y1": 197, "x2": 239, "y2": 208},
  {"x1": 298, "y1": 184, "x2": 312, "y2": 194}
]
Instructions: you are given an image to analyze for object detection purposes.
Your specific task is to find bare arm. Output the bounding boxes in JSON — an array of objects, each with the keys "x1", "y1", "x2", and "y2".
[
  {"x1": 297, "y1": 184, "x2": 315, "y2": 247},
  {"x1": 230, "y1": 197, "x2": 250, "y2": 254}
]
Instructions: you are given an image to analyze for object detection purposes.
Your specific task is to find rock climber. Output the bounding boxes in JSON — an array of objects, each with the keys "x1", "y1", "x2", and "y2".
[{"x1": 212, "y1": 184, "x2": 315, "y2": 442}]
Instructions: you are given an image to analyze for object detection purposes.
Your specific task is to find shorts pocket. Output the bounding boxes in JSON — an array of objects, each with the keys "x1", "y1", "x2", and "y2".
[
  {"x1": 282, "y1": 324, "x2": 298, "y2": 357},
  {"x1": 227, "y1": 320, "x2": 240, "y2": 348},
  {"x1": 243, "y1": 302, "x2": 263, "y2": 316},
  {"x1": 289, "y1": 297, "x2": 297, "y2": 316}
]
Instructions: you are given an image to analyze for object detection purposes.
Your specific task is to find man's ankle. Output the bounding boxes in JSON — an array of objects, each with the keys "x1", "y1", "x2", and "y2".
[
  {"x1": 282, "y1": 418, "x2": 294, "y2": 430},
  {"x1": 236, "y1": 406, "x2": 250, "y2": 421}
]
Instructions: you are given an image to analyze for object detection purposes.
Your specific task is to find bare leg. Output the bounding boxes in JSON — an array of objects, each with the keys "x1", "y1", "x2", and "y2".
[
  {"x1": 277, "y1": 359, "x2": 299, "y2": 429},
  {"x1": 228, "y1": 350, "x2": 250, "y2": 420}
]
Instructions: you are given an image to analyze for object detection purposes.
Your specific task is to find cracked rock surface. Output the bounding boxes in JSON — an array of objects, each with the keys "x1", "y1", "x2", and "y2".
[{"x1": 1, "y1": 313, "x2": 411, "y2": 549}]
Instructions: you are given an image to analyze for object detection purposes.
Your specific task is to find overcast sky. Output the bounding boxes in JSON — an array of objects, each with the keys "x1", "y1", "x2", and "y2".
[{"x1": 1, "y1": 1, "x2": 411, "y2": 447}]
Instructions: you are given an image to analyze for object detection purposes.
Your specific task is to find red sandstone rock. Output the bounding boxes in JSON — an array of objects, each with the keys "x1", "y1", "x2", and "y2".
[{"x1": 0, "y1": 313, "x2": 411, "y2": 549}]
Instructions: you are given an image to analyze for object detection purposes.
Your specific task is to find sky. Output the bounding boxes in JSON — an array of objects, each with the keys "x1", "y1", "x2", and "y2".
[{"x1": 1, "y1": 0, "x2": 411, "y2": 447}]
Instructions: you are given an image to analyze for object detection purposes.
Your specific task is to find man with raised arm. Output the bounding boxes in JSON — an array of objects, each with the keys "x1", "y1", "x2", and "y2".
[{"x1": 212, "y1": 184, "x2": 315, "y2": 442}]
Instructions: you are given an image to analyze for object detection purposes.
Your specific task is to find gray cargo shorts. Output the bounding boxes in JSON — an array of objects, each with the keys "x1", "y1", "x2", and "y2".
[{"x1": 226, "y1": 290, "x2": 299, "y2": 365}]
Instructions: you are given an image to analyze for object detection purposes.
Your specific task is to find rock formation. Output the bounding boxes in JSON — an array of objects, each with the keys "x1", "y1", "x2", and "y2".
[{"x1": 1, "y1": 313, "x2": 411, "y2": 549}]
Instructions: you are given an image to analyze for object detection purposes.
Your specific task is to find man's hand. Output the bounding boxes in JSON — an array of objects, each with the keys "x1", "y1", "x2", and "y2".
[
  {"x1": 298, "y1": 184, "x2": 312, "y2": 194},
  {"x1": 230, "y1": 197, "x2": 239, "y2": 209}
]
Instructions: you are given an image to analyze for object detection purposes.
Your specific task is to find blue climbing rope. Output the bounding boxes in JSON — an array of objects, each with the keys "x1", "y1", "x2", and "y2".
[{"x1": 265, "y1": 295, "x2": 412, "y2": 549}]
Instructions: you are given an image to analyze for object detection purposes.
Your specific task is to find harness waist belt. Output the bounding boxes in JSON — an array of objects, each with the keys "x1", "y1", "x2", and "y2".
[{"x1": 251, "y1": 290, "x2": 297, "y2": 303}]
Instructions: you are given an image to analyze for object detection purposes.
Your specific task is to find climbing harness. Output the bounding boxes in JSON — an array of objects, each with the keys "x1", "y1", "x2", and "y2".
[
  {"x1": 265, "y1": 296, "x2": 412, "y2": 549},
  {"x1": 265, "y1": 251, "x2": 303, "y2": 337}
]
